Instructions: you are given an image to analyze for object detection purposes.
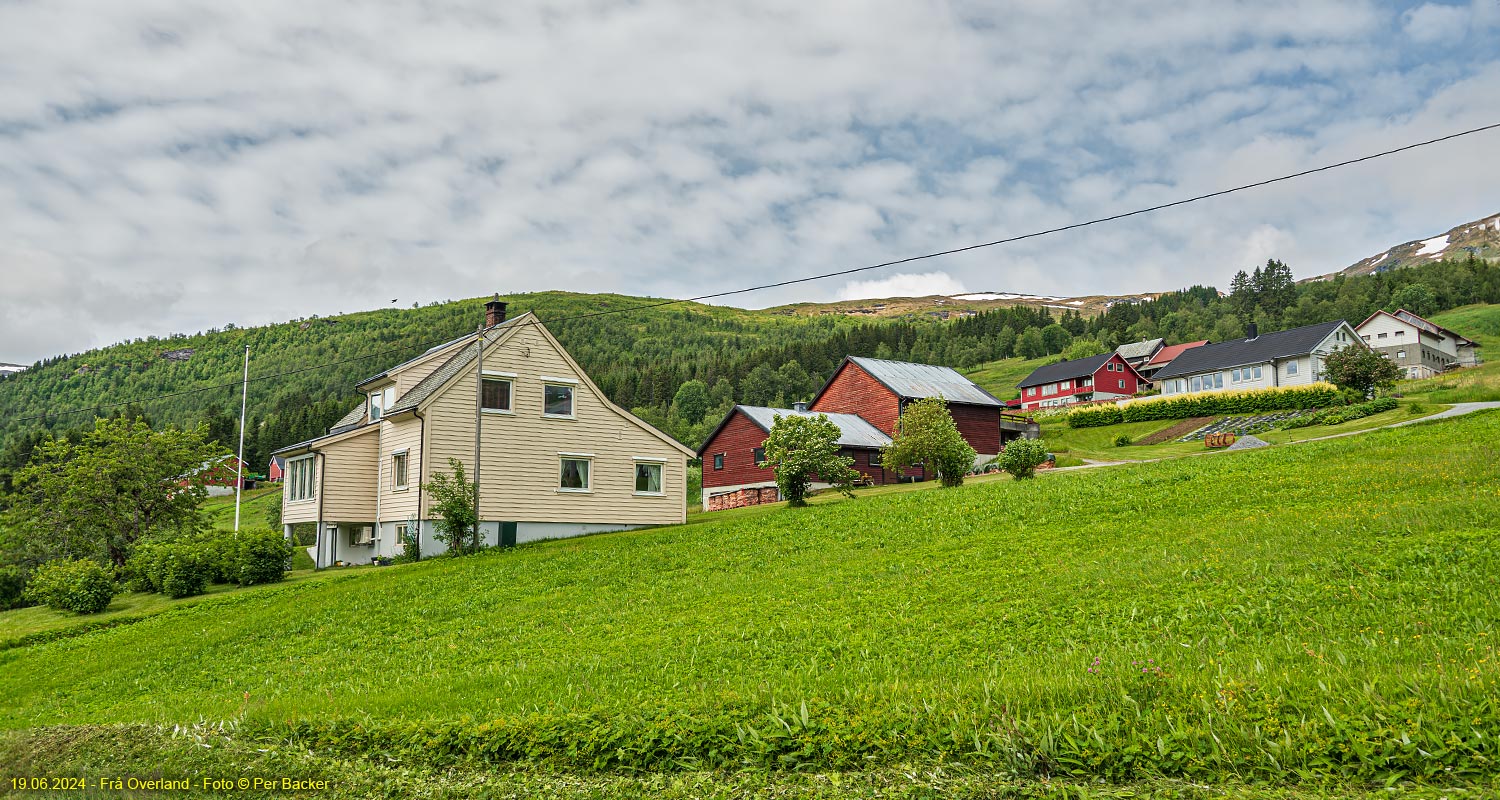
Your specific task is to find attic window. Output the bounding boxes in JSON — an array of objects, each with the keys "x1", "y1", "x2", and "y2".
[
  {"x1": 543, "y1": 384, "x2": 575, "y2": 418},
  {"x1": 481, "y1": 375, "x2": 513, "y2": 413}
]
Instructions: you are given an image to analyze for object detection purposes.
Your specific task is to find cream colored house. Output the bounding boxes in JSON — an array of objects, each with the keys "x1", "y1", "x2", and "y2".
[
  {"x1": 1355, "y1": 308, "x2": 1481, "y2": 379},
  {"x1": 275, "y1": 298, "x2": 694, "y2": 567},
  {"x1": 1153, "y1": 320, "x2": 1365, "y2": 396}
]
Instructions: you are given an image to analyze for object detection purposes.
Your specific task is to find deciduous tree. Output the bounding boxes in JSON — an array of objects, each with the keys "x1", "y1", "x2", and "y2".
[
  {"x1": 1323, "y1": 345, "x2": 1402, "y2": 397},
  {"x1": 880, "y1": 397, "x2": 977, "y2": 488},
  {"x1": 762, "y1": 414, "x2": 859, "y2": 507}
]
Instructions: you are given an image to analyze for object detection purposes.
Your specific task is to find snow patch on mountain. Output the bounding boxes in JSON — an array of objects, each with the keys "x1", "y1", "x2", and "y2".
[{"x1": 1416, "y1": 234, "x2": 1450, "y2": 257}]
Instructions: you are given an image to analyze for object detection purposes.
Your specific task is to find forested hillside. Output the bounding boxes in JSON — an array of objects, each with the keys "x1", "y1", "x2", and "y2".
[{"x1": 1, "y1": 255, "x2": 1497, "y2": 479}]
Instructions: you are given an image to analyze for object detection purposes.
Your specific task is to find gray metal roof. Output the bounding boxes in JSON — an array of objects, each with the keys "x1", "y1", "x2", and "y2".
[
  {"x1": 736, "y1": 405, "x2": 892, "y2": 449},
  {"x1": 1115, "y1": 338, "x2": 1164, "y2": 361},
  {"x1": 385, "y1": 314, "x2": 530, "y2": 415},
  {"x1": 1153, "y1": 321, "x2": 1347, "y2": 380},
  {"x1": 845, "y1": 356, "x2": 1003, "y2": 407}
]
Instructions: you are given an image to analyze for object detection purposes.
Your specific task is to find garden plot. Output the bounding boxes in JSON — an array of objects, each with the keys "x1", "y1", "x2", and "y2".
[{"x1": 1179, "y1": 410, "x2": 1316, "y2": 441}]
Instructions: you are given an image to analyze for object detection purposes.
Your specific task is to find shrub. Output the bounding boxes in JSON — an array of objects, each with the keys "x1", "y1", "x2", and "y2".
[
  {"x1": 230, "y1": 529, "x2": 294, "y2": 586},
  {"x1": 1067, "y1": 406, "x2": 1123, "y2": 428},
  {"x1": 1112, "y1": 434, "x2": 1132, "y2": 447},
  {"x1": 134, "y1": 542, "x2": 215, "y2": 599},
  {"x1": 765, "y1": 414, "x2": 860, "y2": 505},
  {"x1": 998, "y1": 438, "x2": 1050, "y2": 480},
  {"x1": 1407, "y1": 402, "x2": 1428, "y2": 416},
  {"x1": 23, "y1": 558, "x2": 117, "y2": 614},
  {"x1": 881, "y1": 397, "x2": 977, "y2": 488},
  {"x1": 1118, "y1": 383, "x2": 1338, "y2": 423},
  {"x1": 0, "y1": 565, "x2": 33, "y2": 611}
]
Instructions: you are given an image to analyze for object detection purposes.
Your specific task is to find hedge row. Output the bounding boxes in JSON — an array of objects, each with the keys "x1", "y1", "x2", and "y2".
[
  {"x1": 1067, "y1": 383, "x2": 1341, "y2": 428},
  {"x1": 1279, "y1": 396, "x2": 1398, "y2": 429},
  {"x1": 127, "y1": 529, "x2": 293, "y2": 599}
]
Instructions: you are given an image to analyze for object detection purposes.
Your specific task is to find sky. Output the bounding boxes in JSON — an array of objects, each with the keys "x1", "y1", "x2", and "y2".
[{"x1": 1, "y1": 0, "x2": 1498, "y2": 364}]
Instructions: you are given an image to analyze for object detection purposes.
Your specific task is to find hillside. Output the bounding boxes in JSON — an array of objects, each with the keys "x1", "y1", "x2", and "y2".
[
  {"x1": 1315, "y1": 211, "x2": 1500, "y2": 279},
  {"x1": 2, "y1": 412, "x2": 1498, "y2": 796}
]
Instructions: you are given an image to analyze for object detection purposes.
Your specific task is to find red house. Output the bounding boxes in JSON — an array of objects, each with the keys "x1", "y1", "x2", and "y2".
[
  {"x1": 1016, "y1": 351, "x2": 1145, "y2": 411},
  {"x1": 267, "y1": 455, "x2": 286, "y2": 483},
  {"x1": 697, "y1": 357, "x2": 1039, "y2": 512}
]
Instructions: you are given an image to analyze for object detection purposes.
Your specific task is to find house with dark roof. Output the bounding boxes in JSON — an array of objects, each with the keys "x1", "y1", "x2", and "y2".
[
  {"x1": 273, "y1": 297, "x2": 694, "y2": 567},
  {"x1": 1153, "y1": 321, "x2": 1364, "y2": 396},
  {"x1": 1137, "y1": 340, "x2": 1209, "y2": 381},
  {"x1": 1355, "y1": 308, "x2": 1481, "y2": 379},
  {"x1": 696, "y1": 356, "x2": 1038, "y2": 511},
  {"x1": 1015, "y1": 351, "x2": 1146, "y2": 411}
]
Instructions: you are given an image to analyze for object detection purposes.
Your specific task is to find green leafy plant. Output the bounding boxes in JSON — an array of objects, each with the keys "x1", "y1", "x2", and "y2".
[
  {"x1": 230, "y1": 529, "x2": 294, "y2": 586},
  {"x1": 424, "y1": 459, "x2": 482, "y2": 557},
  {"x1": 762, "y1": 414, "x2": 860, "y2": 507},
  {"x1": 1112, "y1": 434, "x2": 1132, "y2": 447},
  {"x1": 1323, "y1": 345, "x2": 1403, "y2": 397},
  {"x1": 997, "y1": 438, "x2": 1049, "y2": 480},
  {"x1": 0, "y1": 565, "x2": 32, "y2": 611},
  {"x1": 880, "y1": 397, "x2": 978, "y2": 488},
  {"x1": 23, "y1": 558, "x2": 117, "y2": 614},
  {"x1": 1066, "y1": 405, "x2": 1123, "y2": 428}
]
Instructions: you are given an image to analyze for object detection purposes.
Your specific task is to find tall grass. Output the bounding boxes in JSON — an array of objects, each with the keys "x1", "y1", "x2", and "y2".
[{"x1": 1, "y1": 413, "x2": 1498, "y2": 785}]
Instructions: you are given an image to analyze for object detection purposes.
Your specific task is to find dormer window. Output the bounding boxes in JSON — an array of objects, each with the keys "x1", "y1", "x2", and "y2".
[{"x1": 369, "y1": 386, "x2": 395, "y2": 422}]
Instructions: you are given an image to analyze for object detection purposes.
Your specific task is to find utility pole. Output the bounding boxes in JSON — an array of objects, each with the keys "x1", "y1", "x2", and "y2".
[
  {"x1": 472, "y1": 322, "x2": 485, "y2": 551},
  {"x1": 233, "y1": 344, "x2": 250, "y2": 533}
]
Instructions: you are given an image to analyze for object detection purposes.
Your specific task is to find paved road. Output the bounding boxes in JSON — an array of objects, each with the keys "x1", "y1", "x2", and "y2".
[{"x1": 1051, "y1": 401, "x2": 1500, "y2": 473}]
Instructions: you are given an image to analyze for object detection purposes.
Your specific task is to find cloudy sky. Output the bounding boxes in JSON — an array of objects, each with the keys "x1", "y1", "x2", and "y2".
[{"x1": 2, "y1": 0, "x2": 1498, "y2": 363}]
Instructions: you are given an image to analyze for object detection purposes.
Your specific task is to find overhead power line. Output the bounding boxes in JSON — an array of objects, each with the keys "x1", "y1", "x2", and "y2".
[{"x1": 12, "y1": 119, "x2": 1500, "y2": 425}]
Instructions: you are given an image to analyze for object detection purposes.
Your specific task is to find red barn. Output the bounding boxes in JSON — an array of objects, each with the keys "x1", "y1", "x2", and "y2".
[
  {"x1": 696, "y1": 357, "x2": 1040, "y2": 512},
  {"x1": 1016, "y1": 352, "x2": 1145, "y2": 411},
  {"x1": 267, "y1": 455, "x2": 286, "y2": 482}
]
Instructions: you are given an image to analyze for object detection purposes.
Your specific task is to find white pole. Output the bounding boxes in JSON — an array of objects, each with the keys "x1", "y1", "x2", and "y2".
[
  {"x1": 233, "y1": 344, "x2": 250, "y2": 533},
  {"x1": 472, "y1": 323, "x2": 484, "y2": 551}
]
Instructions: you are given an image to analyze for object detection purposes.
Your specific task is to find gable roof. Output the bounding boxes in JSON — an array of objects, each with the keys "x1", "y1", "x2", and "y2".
[
  {"x1": 1146, "y1": 340, "x2": 1209, "y2": 367},
  {"x1": 355, "y1": 330, "x2": 475, "y2": 390},
  {"x1": 826, "y1": 356, "x2": 1003, "y2": 407},
  {"x1": 1115, "y1": 338, "x2": 1164, "y2": 361},
  {"x1": 385, "y1": 315, "x2": 529, "y2": 416},
  {"x1": 696, "y1": 405, "x2": 891, "y2": 456},
  {"x1": 1357, "y1": 308, "x2": 1479, "y2": 348},
  {"x1": 328, "y1": 402, "x2": 368, "y2": 433},
  {"x1": 1153, "y1": 321, "x2": 1348, "y2": 380},
  {"x1": 1016, "y1": 352, "x2": 1117, "y2": 388}
]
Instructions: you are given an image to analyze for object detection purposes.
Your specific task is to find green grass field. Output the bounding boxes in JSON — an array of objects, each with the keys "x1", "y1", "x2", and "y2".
[
  {"x1": 963, "y1": 353, "x2": 1054, "y2": 401},
  {"x1": 2, "y1": 411, "x2": 1498, "y2": 797}
]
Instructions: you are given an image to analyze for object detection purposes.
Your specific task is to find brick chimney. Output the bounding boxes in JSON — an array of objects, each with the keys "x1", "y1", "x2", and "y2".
[
  {"x1": 484, "y1": 294, "x2": 508, "y2": 327},
  {"x1": 1246, "y1": 322, "x2": 1258, "y2": 341}
]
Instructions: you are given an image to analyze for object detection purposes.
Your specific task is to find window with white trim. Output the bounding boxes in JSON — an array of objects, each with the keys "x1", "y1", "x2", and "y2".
[
  {"x1": 1118, "y1": 379, "x2": 1125, "y2": 389},
  {"x1": 559, "y1": 456, "x2": 591, "y2": 491},
  {"x1": 394, "y1": 522, "x2": 410, "y2": 551},
  {"x1": 391, "y1": 450, "x2": 409, "y2": 490},
  {"x1": 481, "y1": 375, "x2": 513, "y2": 412},
  {"x1": 1286, "y1": 361, "x2": 1298, "y2": 375},
  {"x1": 634, "y1": 460, "x2": 664, "y2": 495},
  {"x1": 287, "y1": 456, "x2": 316, "y2": 502},
  {"x1": 543, "y1": 384, "x2": 575, "y2": 417}
]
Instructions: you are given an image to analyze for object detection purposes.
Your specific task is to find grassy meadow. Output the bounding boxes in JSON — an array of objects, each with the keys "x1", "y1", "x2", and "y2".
[{"x1": 1, "y1": 411, "x2": 1498, "y2": 796}]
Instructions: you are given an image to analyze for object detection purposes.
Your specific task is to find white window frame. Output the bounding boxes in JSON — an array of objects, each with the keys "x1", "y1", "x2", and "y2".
[
  {"x1": 286, "y1": 455, "x2": 316, "y2": 503},
  {"x1": 557, "y1": 453, "x2": 593, "y2": 493},
  {"x1": 1286, "y1": 361, "x2": 1298, "y2": 376},
  {"x1": 542, "y1": 381, "x2": 577, "y2": 419},
  {"x1": 391, "y1": 449, "x2": 410, "y2": 491},
  {"x1": 480, "y1": 371, "x2": 515, "y2": 415},
  {"x1": 632, "y1": 457, "x2": 666, "y2": 496}
]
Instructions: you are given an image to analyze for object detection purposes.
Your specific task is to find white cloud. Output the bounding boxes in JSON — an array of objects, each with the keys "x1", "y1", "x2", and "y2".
[
  {"x1": 1402, "y1": 3, "x2": 1471, "y2": 43},
  {"x1": 837, "y1": 272, "x2": 968, "y2": 301},
  {"x1": 0, "y1": 1, "x2": 1497, "y2": 362}
]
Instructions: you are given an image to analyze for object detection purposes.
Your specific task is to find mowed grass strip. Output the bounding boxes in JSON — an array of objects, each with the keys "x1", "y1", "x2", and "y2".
[{"x1": 1, "y1": 414, "x2": 1498, "y2": 782}]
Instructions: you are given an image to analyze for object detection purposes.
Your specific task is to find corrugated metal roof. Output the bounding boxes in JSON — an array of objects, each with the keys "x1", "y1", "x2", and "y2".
[
  {"x1": 1115, "y1": 338, "x2": 1163, "y2": 361},
  {"x1": 1016, "y1": 352, "x2": 1116, "y2": 388},
  {"x1": 737, "y1": 405, "x2": 892, "y2": 449},
  {"x1": 846, "y1": 357, "x2": 1003, "y2": 406},
  {"x1": 1153, "y1": 321, "x2": 1347, "y2": 380}
]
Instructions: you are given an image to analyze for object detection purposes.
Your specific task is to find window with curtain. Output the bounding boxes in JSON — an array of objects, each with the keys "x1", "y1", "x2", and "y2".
[
  {"x1": 634, "y1": 462, "x2": 663, "y2": 494},
  {"x1": 559, "y1": 457, "x2": 590, "y2": 490},
  {"x1": 392, "y1": 451, "x2": 409, "y2": 490}
]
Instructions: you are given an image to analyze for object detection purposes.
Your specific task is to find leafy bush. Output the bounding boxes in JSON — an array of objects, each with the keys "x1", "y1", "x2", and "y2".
[
  {"x1": 997, "y1": 438, "x2": 1049, "y2": 480},
  {"x1": 1116, "y1": 383, "x2": 1339, "y2": 424},
  {"x1": 23, "y1": 558, "x2": 117, "y2": 614},
  {"x1": 1407, "y1": 402, "x2": 1428, "y2": 416},
  {"x1": 230, "y1": 529, "x2": 294, "y2": 586},
  {"x1": 1112, "y1": 434, "x2": 1132, "y2": 447},
  {"x1": 130, "y1": 542, "x2": 215, "y2": 599},
  {"x1": 0, "y1": 565, "x2": 33, "y2": 611},
  {"x1": 1319, "y1": 396, "x2": 1397, "y2": 425},
  {"x1": 1066, "y1": 405, "x2": 1123, "y2": 428},
  {"x1": 765, "y1": 414, "x2": 860, "y2": 505},
  {"x1": 880, "y1": 397, "x2": 977, "y2": 488}
]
